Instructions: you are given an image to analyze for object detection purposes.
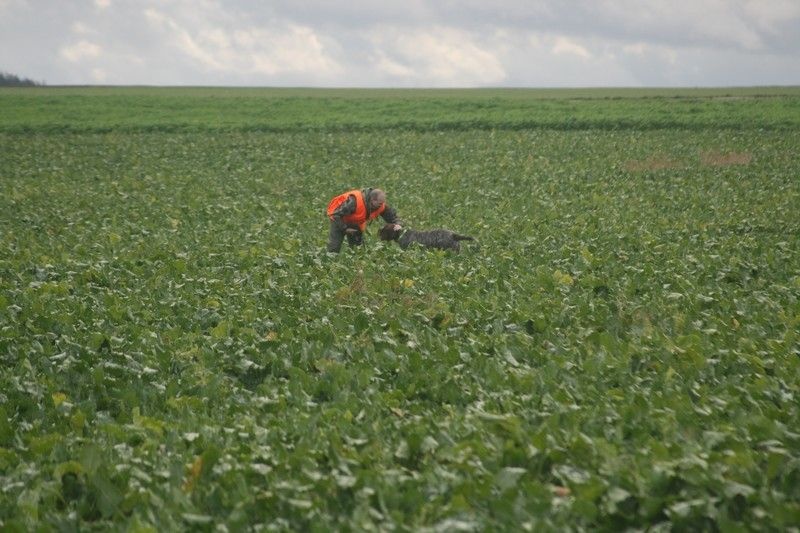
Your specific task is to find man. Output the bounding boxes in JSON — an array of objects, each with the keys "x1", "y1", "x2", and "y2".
[{"x1": 326, "y1": 188, "x2": 401, "y2": 252}]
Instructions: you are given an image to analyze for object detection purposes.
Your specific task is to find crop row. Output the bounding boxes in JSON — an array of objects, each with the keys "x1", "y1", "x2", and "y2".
[{"x1": 1, "y1": 126, "x2": 799, "y2": 529}]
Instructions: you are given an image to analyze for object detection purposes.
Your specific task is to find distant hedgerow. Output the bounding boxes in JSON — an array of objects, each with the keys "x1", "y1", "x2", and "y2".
[{"x1": 0, "y1": 71, "x2": 43, "y2": 87}]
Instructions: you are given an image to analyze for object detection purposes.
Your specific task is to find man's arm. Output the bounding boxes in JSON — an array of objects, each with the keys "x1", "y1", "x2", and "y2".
[
  {"x1": 330, "y1": 195, "x2": 357, "y2": 231},
  {"x1": 380, "y1": 206, "x2": 400, "y2": 225}
]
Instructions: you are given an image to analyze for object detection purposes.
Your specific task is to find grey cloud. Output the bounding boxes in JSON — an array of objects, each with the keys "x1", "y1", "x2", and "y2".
[
  {"x1": 0, "y1": 0, "x2": 797, "y2": 86},
  {"x1": 267, "y1": 0, "x2": 799, "y2": 52}
]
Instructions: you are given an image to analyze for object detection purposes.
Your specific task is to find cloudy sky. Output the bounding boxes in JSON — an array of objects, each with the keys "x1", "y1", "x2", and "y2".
[{"x1": 1, "y1": 0, "x2": 799, "y2": 87}]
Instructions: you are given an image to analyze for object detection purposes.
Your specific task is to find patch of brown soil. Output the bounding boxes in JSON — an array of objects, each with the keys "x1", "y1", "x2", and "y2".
[
  {"x1": 624, "y1": 156, "x2": 681, "y2": 172},
  {"x1": 700, "y1": 151, "x2": 752, "y2": 167}
]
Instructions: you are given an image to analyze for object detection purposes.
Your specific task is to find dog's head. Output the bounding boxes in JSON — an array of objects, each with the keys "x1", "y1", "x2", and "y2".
[{"x1": 378, "y1": 223, "x2": 401, "y2": 241}]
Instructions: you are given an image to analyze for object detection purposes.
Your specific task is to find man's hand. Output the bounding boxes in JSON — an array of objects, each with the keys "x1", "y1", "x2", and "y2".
[{"x1": 392, "y1": 224, "x2": 402, "y2": 231}]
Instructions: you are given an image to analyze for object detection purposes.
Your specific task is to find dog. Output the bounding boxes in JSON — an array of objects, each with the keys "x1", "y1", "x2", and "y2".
[{"x1": 378, "y1": 223, "x2": 475, "y2": 252}]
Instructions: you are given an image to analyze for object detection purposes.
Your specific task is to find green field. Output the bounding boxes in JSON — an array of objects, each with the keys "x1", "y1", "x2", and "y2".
[
  {"x1": 2, "y1": 86, "x2": 800, "y2": 133},
  {"x1": 1, "y1": 87, "x2": 799, "y2": 531}
]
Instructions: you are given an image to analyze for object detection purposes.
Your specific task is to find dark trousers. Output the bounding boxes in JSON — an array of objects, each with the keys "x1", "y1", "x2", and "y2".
[{"x1": 327, "y1": 221, "x2": 363, "y2": 252}]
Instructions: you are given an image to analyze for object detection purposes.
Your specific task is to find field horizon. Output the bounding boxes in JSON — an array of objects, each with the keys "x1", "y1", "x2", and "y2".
[{"x1": 3, "y1": 85, "x2": 800, "y2": 134}]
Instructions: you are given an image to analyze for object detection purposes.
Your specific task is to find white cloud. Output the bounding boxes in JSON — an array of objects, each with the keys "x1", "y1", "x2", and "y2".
[
  {"x1": 367, "y1": 26, "x2": 506, "y2": 86},
  {"x1": 144, "y1": 8, "x2": 341, "y2": 77},
  {"x1": 552, "y1": 37, "x2": 591, "y2": 59},
  {"x1": 91, "y1": 67, "x2": 107, "y2": 82},
  {"x1": 94, "y1": 0, "x2": 111, "y2": 8},
  {"x1": 371, "y1": 51, "x2": 416, "y2": 78},
  {"x1": 238, "y1": 26, "x2": 340, "y2": 75},
  {"x1": 60, "y1": 40, "x2": 101, "y2": 62}
]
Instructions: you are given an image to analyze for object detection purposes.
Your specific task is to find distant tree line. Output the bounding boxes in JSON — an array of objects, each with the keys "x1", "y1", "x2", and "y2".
[{"x1": 0, "y1": 71, "x2": 44, "y2": 86}]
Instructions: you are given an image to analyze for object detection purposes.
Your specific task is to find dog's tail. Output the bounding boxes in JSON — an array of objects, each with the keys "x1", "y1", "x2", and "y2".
[{"x1": 455, "y1": 233, "x2": 479, "y2": 251}]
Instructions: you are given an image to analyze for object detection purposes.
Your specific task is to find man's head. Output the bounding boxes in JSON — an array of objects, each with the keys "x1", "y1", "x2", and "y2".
[{"x1": 368, "y1": 189, "x2": 386, "y2": 211}]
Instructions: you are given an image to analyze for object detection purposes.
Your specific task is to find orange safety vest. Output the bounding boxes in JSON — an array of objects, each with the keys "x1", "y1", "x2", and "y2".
[{"x1": 327, "y1": 189, "x2": 386, "y2": 232}]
